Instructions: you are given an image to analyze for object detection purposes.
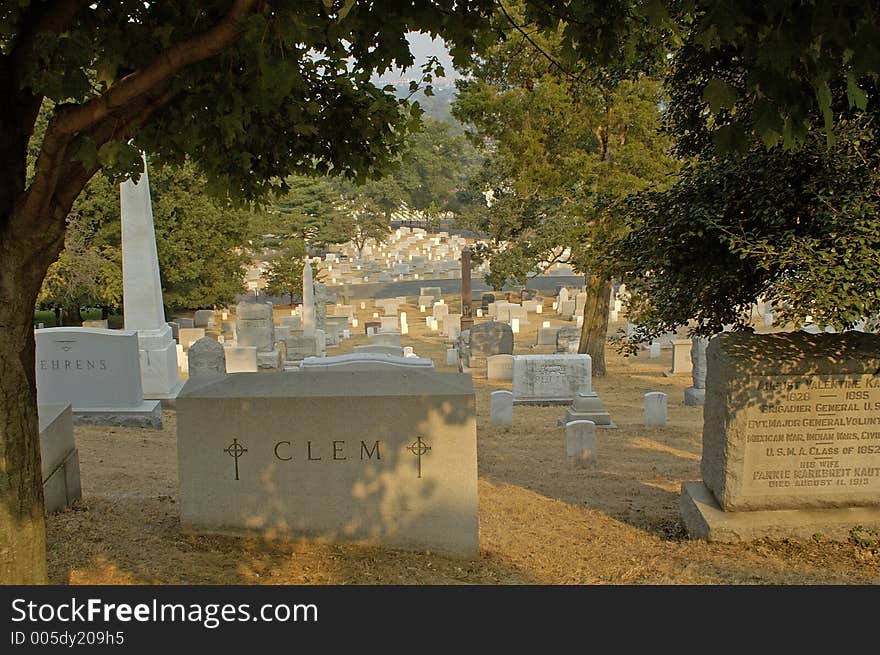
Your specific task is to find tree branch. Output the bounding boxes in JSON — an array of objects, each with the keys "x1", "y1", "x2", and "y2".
[
  {"x1": 7, "y1": 0, "x2": 94, "y2": 141},
  {"x1": 18, "y1": 0, "x2": 258, "y2": 235},
  {"x1": 496, "y1": 0, "x2": 582, "y2": 84},
  {"x1": 54, "y1": 0, "x2": 260, "y2": 137},
  {"x1": 56, "y1": 86, "x2": 177, "y2": 219}
]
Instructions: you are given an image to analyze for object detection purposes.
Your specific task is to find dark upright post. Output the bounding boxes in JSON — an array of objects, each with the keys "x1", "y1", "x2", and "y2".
[{"x1": 461, "y1": 247, "x2": 474, "y2": 331}]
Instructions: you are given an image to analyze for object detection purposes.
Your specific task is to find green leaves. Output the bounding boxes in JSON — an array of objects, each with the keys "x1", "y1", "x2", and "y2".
[
  {"x1": 815, "y1": 79, "x2": 834, "y2": 139},
  {"x1": 846, "y1": 75, "x2": 868, "y2": 110},
  {"x1": 702, "y1": 78, "x2": 737, "y2": 114},
  {"x1": 616, "y1": 114, "x2": 880, "y2": 338},
  {"x1": 96, "y1": 141, "x2": 143, "y2": 181}
]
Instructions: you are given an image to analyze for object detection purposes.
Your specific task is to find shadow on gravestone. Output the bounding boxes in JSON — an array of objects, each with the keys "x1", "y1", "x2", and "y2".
[{"x1": 175, "y1": 369, "x2": 480, "y2": 557}]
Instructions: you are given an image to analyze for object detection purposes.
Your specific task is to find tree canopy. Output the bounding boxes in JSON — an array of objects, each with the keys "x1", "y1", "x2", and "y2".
[
  {"x1": 451, "y1": 7, "x2": 678, "y2": 372},
  {"x1": 38, "y1": 159, "x2": 250, "y2": 316},
  {"x1": 5, "y1": 0, "x2": 880, "y2": 585},
  {"x1": 611, "y1": 2, "x2": 880, "y2": 344}
]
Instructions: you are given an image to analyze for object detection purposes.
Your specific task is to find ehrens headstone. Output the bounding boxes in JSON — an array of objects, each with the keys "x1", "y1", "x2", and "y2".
[{"x1": 35, "y1": 327, "x2": 162, "y2": 428}]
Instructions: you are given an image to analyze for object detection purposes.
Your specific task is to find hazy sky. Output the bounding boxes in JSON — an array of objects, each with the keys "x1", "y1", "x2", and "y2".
[{"x1": 376, "y1": 32, "x2": 458, "y2": 83}]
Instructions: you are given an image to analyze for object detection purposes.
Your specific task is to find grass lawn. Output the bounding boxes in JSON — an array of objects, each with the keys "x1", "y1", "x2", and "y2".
[{"x1": 34, "y1": 308, "x2": 123, "y2": 328}]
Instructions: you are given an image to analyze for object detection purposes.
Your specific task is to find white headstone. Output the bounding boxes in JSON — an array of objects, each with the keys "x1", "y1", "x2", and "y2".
[
  {"x1": 224, "y1": 346, "x2": 258, "y2": 373},
  {"x1": 490, "y1": 390, "x2": 513, "y2": 425},
  {"x1": 487, "y1": 354, "x2": 514, "y2": 381},
  {"x1": 644, "y1": 392, "x2": 667, "y2": 426},
  {"x1": 566, "y1": 420, "x2": 597, "y2": 468}
]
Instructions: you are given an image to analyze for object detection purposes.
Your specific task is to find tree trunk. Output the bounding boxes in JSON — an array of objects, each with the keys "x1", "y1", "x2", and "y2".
[
  {"x1": 63, "y1": 303, "x2": 82, "y2": 326},
  {"x1": 578, "y1": 273, "x2": 612, "y2": 376},
  {"x1": 0, "y1": 237, "x2": 49, "y2": 584}
]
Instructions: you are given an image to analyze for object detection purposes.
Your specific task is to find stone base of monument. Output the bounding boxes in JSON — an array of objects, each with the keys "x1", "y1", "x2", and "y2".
[
  {"x1": 515, "y1": 397, "x2": 574, "y2": 406},
  {"x1": 71, "y1": 401, "x2": 162, "y2": 429},
  {"x1": 555, "y1": 392, "x2": 616, "y2": 427},
  {"x1": 683, "y1": 387, "x2": 705, "y2": 406},
  {"x1": 680, "y1": 481, "x2": 880, "y2": 542},
  {"x1": 143, "y1": 378, "x2": 185, "y2": 409},
  {"x1": 138, "y1": 324, "x2": 184, "y2": 406},
  {"x1": 256, "y1": 349, "x2": 281, "y2": 370}
]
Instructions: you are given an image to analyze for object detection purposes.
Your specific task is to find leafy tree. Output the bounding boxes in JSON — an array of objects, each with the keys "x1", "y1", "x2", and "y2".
[
  {"x1": 615, "y1": 113, "x2": 880, "y2": 345},
  {"x1": 524, "y1": 1, "x2": 878, "y2": 149},
  {"x1": 612, "y1": 3, "x2": 880, "y2": 344},
  {"x1": 255, "y1": 119, "x2": 480, "y2": 256},
  {"x1": 1, "y1": 1, "x2": 508, "y2": 582},
  {"x1": 333, "y1": 188, "x2": 392, "y2": 258},
  {"x1": 254, "y1": 176, "x2": 346, "y2": 248},
  {"x1": 394, "y1": 118, "x2": 482, "y2": 213},
  {"x1": 264, "y1": 237, "x2": 308, "y2": 303},
  {"x1": 36, "y1": 211, "x2": 120, "y2": 324},
  {"x1": 453, "y1": 14, "x2": 678, "y2": 374},
  {"x1": 150, "y1": 161, "x2": 250, "y2": 310}
]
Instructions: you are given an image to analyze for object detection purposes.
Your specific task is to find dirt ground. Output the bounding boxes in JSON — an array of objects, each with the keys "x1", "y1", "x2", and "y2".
[{"x1": 46, "y1": 299, "x2": 880, "y2": 585}]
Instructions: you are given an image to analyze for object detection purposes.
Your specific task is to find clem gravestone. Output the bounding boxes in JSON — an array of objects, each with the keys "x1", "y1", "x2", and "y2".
[{"x1": 176, "y1": 369, "x2": 478, "y2": 557}]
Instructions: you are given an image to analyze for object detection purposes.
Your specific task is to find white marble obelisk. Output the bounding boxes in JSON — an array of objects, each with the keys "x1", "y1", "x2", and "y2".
[
  {"x1": 121, "y1": 154, "x2": 183, "y2": 401},
  {"x1": 302, "y1": 260, "x2": 316, "y2": 337}
]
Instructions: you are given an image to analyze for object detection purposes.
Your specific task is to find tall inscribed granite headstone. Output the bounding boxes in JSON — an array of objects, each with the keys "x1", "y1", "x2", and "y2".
[{"x1": 120, "y1": 154, "x2": 183, "y2": 401}]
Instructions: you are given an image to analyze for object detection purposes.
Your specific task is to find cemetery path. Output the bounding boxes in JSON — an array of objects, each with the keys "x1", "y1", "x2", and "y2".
[{"x1": 45, "y1": 303, "x2": 880, "y2": 585}]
